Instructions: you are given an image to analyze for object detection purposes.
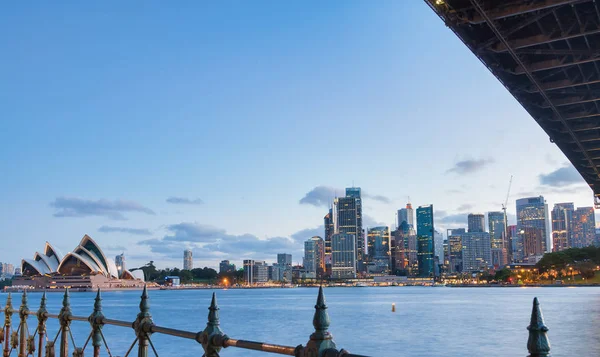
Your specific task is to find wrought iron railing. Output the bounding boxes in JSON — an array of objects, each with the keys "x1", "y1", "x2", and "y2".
[{"x1": 0, "y1": 286, "x2": 551, "y2": 357}]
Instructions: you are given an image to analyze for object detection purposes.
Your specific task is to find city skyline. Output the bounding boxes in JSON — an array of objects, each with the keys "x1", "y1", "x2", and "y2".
[{"x1": 2, "y1": 2, "x2": 599, "y2": 270}]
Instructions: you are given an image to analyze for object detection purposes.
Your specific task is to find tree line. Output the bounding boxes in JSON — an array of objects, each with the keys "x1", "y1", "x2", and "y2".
[{"x1": 132, "y1": 261, "x2": 244, "y2": 284}]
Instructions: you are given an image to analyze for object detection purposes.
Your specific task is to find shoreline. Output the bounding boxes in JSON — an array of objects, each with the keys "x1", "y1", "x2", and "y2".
[{"x1": 3, "y1": 283, "x2": 598, "y2": 293}]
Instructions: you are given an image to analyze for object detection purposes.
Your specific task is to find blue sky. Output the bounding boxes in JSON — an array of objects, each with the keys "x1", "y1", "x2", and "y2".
[{"x1": 0, "y1": 1, "x2": 595, "y2": 270}]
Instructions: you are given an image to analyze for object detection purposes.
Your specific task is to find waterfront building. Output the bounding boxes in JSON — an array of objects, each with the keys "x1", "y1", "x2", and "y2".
[
  {"x1": 434, "y1": 230, "x2": 444, "y2": 267},
  {"x1": 304, "y1": 236, "x2": 325, "y2": 277},
  {"x1": 16, "y1": 236, "x2": 143, "y2": 289},
  {"x1": 219, "y1": 260, "x2": 236, "y2": 274},
  {"x1": 521, "y1": 227, "x2": 544, "y2": 262},
  {"x1": 571, "y1": 207, "x2": 596, "y2": 248},
  {"x1": 461, "y1": 232, "x2": 492, "y2": 272},
  {"x1": 516, "y1": 196, "x2": 550, "y2": 253},
  {"x1": 115, "y1": 253, "x2": 125, "y2": 278},
  {"x1": 324, "y1": 208, "x2": 334, "y2": 276},
  {"x1": 447, "y1": 229, "x2": 464, "y2": 274},
  {"x1": 277, "y1": 253, "x2": 292, "y2": 267},
  {"x1": 551, "y1": 203, "x2": 573, "y2": 252},
  {"x1": 334, "y1": 187, "x2": 364, "y2": 272},
  {"x1": 367, "y1": 226, "x2": 391, "y2": 274},
  {"x1": 467, "y1": 213, "x2": 485, "y2": 233},
  {"x1": 508, "y1": 225, "x2": 522, "y2": 263},
  {"x1": 243, "y1": 260, "x2": 254, "y2": 285},
  {"x1": 416, "y1": 204, "x2": 434, "y2": 277},
  {"x1": 488, "y1": 211, "x2": 508, "y2": 267},
  {"x1": 398, "y1": 201, "x2": 414, "y2": 228},
  {"x1": 253, "y1": 261, "x2": 269, "y2": 283},
  {"x1": 331, "y1": 233, "x2": 356, "y2": 279},
  {"x1": 0, "y1": 263, "x2": 15, "y2": 278},
  {"x1": 183, "y1": 249, "x2": 193, "y2": 270}
]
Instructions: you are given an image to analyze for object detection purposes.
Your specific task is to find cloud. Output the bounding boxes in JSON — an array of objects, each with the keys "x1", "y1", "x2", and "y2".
[
  {"x1": 166, "y1": 197, "x2": 204, "y2": 205},
  {"x1": 363, "y1": 214, "x2": 387, "y2": 227},
  {"x1": 517, "y1": 184, "x2": 590, "y2": 197},
  {"x1": 299, "y1": 186, "x2": 339, "y2": 207},
  {"x1": 363, "y1": 193, "x2": 392, "y2": 204},
  {"x1": 137, "y1": 222, "x2": 306, "y2": 263},
  {"x1": 446, "y1": 158, "x2": 494, "y2": 175},
  {"x1": 50, "y1": 197, "x2": 155, "y2": 220},
  {"x1": 163, "y1": 223, "x2": 227, "y2": 243},
  {"x1": 290, "y1": 226, "x2": 324, "y2": 242},
  {"x1": 456, "y1": 203, "x2": 473, "y2": 212},
  {"x1": 98, "y1": 226, "x2": 152, "y2": 236},
  {"x1": 435, "y1": 211, "x2": 468, "y2": 225},
  {"x1": 539, "y1": 164, "x2": 584, "y2": 187},
  {"x1": 102, "y1": 245, "x2": 127, "y2": 252}
]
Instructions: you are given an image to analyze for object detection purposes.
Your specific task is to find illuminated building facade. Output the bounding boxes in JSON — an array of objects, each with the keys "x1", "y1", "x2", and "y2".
[
  {"x1": 461, "y1": 232, "x2": 492, "y2": 272},
  {"x1": 304, "y1": 236, "x2": 325, "y2": 277},
  {"x1": 571, "y1": 207, "x2": 596, "y2": 248},
  {"x1": 331, "y1": 233, "x2": 356, "y2": 279},
  {"x1": 467, "y1": 213, "x2": 485, "y2": 233},
  {"x1": 551, "y1": 203, "x2": 573, "y2": 252},
  {"x1": 516, "y1": 196, "x2": 550, "y2": 253},
  {"x1": 416, "y1": 204, "x2": 434, "y2": 277},
  {"x1": 366, "y1": 226, "x2": 391, "y2": 274}
]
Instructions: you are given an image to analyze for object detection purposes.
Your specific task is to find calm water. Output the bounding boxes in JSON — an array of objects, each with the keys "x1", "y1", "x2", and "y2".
[{"x1": 0, "y1": 287, "x2": 598, "y2": 357}]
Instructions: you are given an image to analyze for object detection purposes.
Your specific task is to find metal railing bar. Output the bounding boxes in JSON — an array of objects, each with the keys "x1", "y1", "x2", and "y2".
[
  {"x1": 101, "y1": 318, "x2": 133, "y2": 328},
  {"x1": 149, "y1": 325, "x2": 196, "y2": 340},
  {"x1": 223, "y1": 338, "x2": 297, "y2": 356},
  {"x1": 81, "y1": 330, "x2": 93, "y2": 351},
  {"x1": 147, "y1": 334, "x2": 160, "y2": 357},
  {"x1": 52, "y1": 327, "x2": 62, "y2": 344},
  {"x1": 122, "y1": 337, "x2": 138, "y2": 357},
  {"x1": 99, "y1": 329, "x2": 114, "y2": 357}
]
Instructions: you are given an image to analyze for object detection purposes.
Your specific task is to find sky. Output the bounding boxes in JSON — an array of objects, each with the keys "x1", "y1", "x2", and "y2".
[{"x1": 0, "y1": 1, "x2": 596, "y2": 270}]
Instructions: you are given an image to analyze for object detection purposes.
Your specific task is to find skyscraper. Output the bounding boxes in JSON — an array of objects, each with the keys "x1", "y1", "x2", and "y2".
[
  {"x1": 243, "y1": 260, "x2": 254, "y2": 284},
  {"x1": 521, "y1": 227, "x2": 544, "y2": 260},
  {"x1": 447, "y1": 229, "x2": 465, "y2": 274},
  {"x1": 488, "y1": 211, "x2": 505, "y2": 248},
  {"x1": 467, "y1": 213, "x2": 485, "y2": 233},
  {"x1": 416, "y1": 204, "x2": 434, "y2": 278},
  {"x1": 488, "y1": 211, "x2": 507, "y2": 267},
  {"x1": 366, "y1": 226, "x2": 391, "y2": 273},
  {"x1": 219, "y1": 260, "x2": 236, "y2": 274},
  {"x1": 277, "y1": 253, "x2": 292, "y2": 267},
  {"x1": 324, "y1": 208, "x2": 334, "y2": 276},
  {"x1": 183, "y1": 249, "x2": 193, "y2": 270},
  {"x1": 461, "y1": 232, "x2": 492, "y2": 272},
  {"x1": 551, "y1": 203, "x2": 574, "y2": 252},
  {"x1": 571, "y1": 207, "x2": 596, "y2": 248},
  {"x1": 334, "y1": 187, "x2": 364, "y2": 272},
  {"x1": 516, "y1": 196, "x2": 550, "y2": 253},
  {"x1": 398, "y1": 201, "x2": 414, "y2": 228},
  {"x1": 115, "y1": 253, "x2": 126, "y2": 278},
  {"x1": 331, "y1": 233, "x2": 356, "y2": 279},
  {"x1": 304, "y1": 236, "x2": 325, "y2": 276}
]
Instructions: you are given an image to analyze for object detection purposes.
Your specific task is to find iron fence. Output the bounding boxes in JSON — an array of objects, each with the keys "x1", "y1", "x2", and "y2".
[{"x1": 0, "y1": 286, "x2": 551, "y2": 357}]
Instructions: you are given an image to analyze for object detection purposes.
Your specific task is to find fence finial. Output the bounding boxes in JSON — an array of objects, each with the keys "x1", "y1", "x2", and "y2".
[
  {"x1": 198, "y1": 292, "x2": 226, "y2": 357},
  {"x1": 89, "y1": 288, "x2": 105, "y2": 352},
  {"x1": 299, "y1": 286, "x2": 337, "y2": 357},
  {"x1": 58, "y1": 289, "x2": 73, "y2": 357},
  {"x1": 139, "y1": 285, "x2": 150, "y2": 318},
  {"x1": 134, "y1": 285, "x2": 153, "y2": 357},
  {"x1": 527, "y1": 297, "x2": 551, "y2": 357}
]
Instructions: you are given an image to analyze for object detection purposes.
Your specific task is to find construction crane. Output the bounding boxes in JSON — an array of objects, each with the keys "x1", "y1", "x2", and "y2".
[{"x1": 502, "y1": 175, "x2": 513, "y2": 240}]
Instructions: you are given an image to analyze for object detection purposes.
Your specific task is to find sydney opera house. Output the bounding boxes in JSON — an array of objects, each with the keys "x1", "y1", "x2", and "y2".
[{"x1": 15, "y1": 235, "x2": 145, "y2": 290}]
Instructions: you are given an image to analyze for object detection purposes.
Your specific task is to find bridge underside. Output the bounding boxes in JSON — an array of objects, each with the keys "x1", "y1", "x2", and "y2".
[{"x1": 427, "y1": 0, "x2": 600, "y2": 204}]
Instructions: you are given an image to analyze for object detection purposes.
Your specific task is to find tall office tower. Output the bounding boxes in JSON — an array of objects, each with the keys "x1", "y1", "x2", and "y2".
[
  {"x1": 277, "y1": 253, "x2": 292, "y2": 267},
  {"x1": 434, "y1": 230, "x2": 444, "y2": 264},
  {"x1": 367, "y1": 226, "x2": 391, "y2": 273},
  {"x1": 571, "y1": 207, "x2": 596, "y2": 248},
  {"x1": 304, "y1": 236, "x2": 325, "y2": 276},
  {"x1": 219, "y1": 260, "x2": 236, "y2": 274},
  {"x1": 551, "y1": 203, "x2": 574, "y2": 252},
  {"x1": 331, "y1": 233, "x2": 356, "y2": 279},
  {"x1": 461, "y1": 232, "x2": 492, "y2": 272},
  {"x1": 488, "y1": 211, "x2": 507, "y2": 267},
  {"x1": 183, "y1": 249, "x2": 193, "y2": 270},
  {"x1": 488, "y1": 211, "x2": 505, "y2": 248},
  {"x1": 467, "y1": 213, "x2": 485, "y2": 233},
  {"x1": 516, "y1": 196, "x2": 551, "y2": 253},
  {"x1": 115, "y1": 253, "x2": 126, "y2": 277},
  {"x1": 334, "y1": 187, "x2": 364, "y2": 272},
  {"x1": 520, "y1": 227, "x2": 544, "y2": 260},
  {"x1": 507, "y1": 224, "x2": 522, "y2": 263},
  {"x1": 416, "y1": 204, "x2": 434, "y2": 278},
  {"x1": 252, "y1": 261, "x2": 269, "y2": 283},
  {"x1": 324, "y1": 208, "x2": 334, "y2": 276},
  {"x1": 447, "y1": 229, "x2": 465, "y2": 274},
  {"x1": 398, "y1": 201, "x2": 414, "y2": 228},
  {"x1": 243, "y1": 260, "x2": 254, "y2": 285}
]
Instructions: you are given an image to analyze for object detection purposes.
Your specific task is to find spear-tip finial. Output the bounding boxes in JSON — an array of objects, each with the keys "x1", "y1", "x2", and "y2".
[
  {"x1": 40, "y1": 291, "x2": 47, "y2": 310},
  {"x1": 207, "y1": 292, "x2": 220, "y2": 326},
  {"x1": 94, "y1": 288, "x2": 102, "y2": 312},
  {"x1": 138, "y1": 284, "x2": 150, "y2": 317},
  {"x1": 527, "y1": 297, "x2": 551, "y2": 356},
  {"x1": 312, "y1": 286, "x2": 331, "y2": 335}
]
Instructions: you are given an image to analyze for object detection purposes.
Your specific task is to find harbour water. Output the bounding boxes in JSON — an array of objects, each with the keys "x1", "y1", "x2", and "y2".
[{"x1": 1, "y1": 287, "x2": 598, "y2": 357}]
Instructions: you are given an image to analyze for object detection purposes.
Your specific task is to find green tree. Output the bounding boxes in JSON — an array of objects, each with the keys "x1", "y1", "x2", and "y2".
[{"x1": 494, "y1": 268, "x2": 513, "y2": 282}]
